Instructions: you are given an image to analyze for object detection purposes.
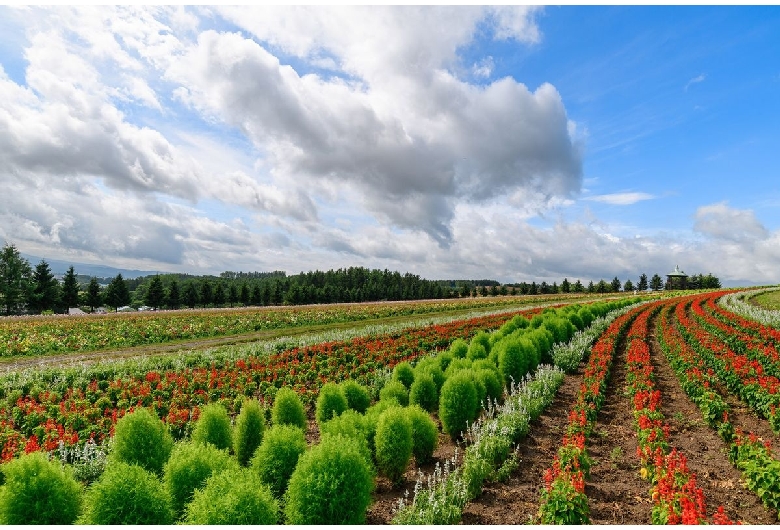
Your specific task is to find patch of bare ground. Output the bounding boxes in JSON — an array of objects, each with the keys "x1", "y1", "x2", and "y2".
[
  {"x1": 650, "y1": 311, "x2": 779, "y2": 524},
  {"x1": 459, "y1": 367, "x2": 583, "y2": 524},
  {"x1": 584, "y1": 332, "x2": 653, "y2": 524}
]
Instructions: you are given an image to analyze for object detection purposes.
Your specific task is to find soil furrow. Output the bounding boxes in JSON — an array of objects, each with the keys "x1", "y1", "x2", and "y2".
[
  {"x1": 651, "y1": 310, "x2": 778, "y2": 524},
  {"x1": 585, "y1": 330, "x2": 652, "y2": 524}
]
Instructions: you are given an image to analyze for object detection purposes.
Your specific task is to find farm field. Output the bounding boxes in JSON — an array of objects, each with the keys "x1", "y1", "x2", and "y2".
[
  {"x1": 0, "y1": 293, "x2": 618, "y2": 360},
  {"x1": 2, "y1": 288, "x2": 780, "y2": 524}
]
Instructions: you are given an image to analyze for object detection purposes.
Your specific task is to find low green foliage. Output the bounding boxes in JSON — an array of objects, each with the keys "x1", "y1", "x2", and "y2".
[
  {"x1": 252, "y1": 424, "x2": 307, "y2": 498},
  {"x1": 315, "y1": 382, "x2": 348, "y2": 425},
  {"x1": 111, "y1": 407, "x2": 173, "y2": 475},
  {"x1": 379, "y1": 380, "x2": 409, "y2": 406},
  {"x1": 406, "y1": 405, "x2": 439, "y2": 465},
  {"x1": 475, "y1": 368, "x2": 503, "y2": 404},
  {"x1": 0, "y1": 452, "x2": 82, "y2": 524},
  {"x1": 234, "y1": 399, "x2": 265, "y2": 466},
  {"x1": 449, "y1": 338, "x2": 469, "y2": 359},
  {"x1": 185, "y1": 467, "x2": 278, "y2": 524},
  {"x1": 319, "y1": 410, "x2": 373, "y2": 466},
  {"x1": 272, "y1": 387, "x2": 307, "y2": 429},
  {"x1": 163, "y1": 441, "x2": 236, "y2": 519},
  {"x1": 439, "y1": 371, "x2": 479, "y2": 440},
  {"x1": 341, "y1": 380, "x2": 371, "y2": 414},
  {"x1": 79, "y1": 462, "x2": 174, "y2": 524},
  {"x1": 192, "y1": 402, "x2": 233, "y2": 452},
  {"x1": 375, "y1": 407, "x2": 414, "y2": 484},
  {"x1": 284, "y1": 434, "x2": 374, "y2": 524},
  {"x1": 409, "y1": 372, "x2": 438, "y2": 412}
]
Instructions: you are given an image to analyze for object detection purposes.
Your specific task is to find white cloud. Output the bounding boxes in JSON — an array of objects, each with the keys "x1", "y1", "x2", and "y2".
[
  {"x1": 694, "y1": 201, "x2": 768, "y2": 242},
  {"x1": 584, "y1": 192, "x2": 656, "y2": 205},
  {"x1": 684, "y1": 73, "x2": 706, "y2": 91}
]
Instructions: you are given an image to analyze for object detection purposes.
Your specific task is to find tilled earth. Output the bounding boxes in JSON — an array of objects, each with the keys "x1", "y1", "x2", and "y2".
[{"x1": 364, "y1": 308, "x2": 780, "y2": 524}]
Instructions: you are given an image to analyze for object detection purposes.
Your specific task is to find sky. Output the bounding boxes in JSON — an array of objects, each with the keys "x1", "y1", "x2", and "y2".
[{"x1": 0, "y1": 5, "x2": 778, "y2": 286}]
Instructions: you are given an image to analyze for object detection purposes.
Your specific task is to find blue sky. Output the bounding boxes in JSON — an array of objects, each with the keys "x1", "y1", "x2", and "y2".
[{"x1": 0, "y1": 6, "x2": 778, "y2": 286}]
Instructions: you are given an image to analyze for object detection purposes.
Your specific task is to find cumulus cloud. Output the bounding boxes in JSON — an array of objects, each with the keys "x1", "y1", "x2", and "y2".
[
  {"x1": 166, "y1": 11, "x2": 582, "y2": 245},
  {"x1": 694, "y1": 202, "x2": 768, "y2": 242}
]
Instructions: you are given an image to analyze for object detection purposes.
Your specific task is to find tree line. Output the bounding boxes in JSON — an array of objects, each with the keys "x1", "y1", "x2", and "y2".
[{"x1": 0, "y1": 243, "x2": 721, "y2": 316}]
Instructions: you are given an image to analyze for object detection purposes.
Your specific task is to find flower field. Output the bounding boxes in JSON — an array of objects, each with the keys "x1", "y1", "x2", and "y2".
[
  {"x1": 0, "y1": 294, "x2": 591, "y2": 357},
  {"x1": 3, "y1": 288, "x2": 780, "y2": 525}
]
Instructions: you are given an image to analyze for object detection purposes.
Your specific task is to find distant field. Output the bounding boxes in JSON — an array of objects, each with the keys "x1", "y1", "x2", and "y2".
[
  {"x1": 0, "y1": 293, "x2": 627, "y2": 358},
  {"x1": 750, "y1": 289, "x2": 780, "y2": 310}
]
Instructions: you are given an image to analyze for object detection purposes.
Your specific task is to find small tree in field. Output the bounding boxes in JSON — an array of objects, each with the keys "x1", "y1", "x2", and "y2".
[
  {"x1": 637, "y1": 273, "x2": 648, "y2": 291},
  {"x1": 623, "y1": 279, "x2": 634, "y2": 292},
  {"x1": 650, "y1": 273, "x2": 663, "y2": 291},
  {"x1": 145, "y1": 276, "x2": 165, "y2": 310},
  {"x1": 610, "y1": 276, "x2": 621, "y2": 292}
]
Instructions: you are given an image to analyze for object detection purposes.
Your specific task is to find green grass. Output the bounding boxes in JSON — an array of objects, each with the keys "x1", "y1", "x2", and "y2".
[{"x1": 750, "y1": 290, "x2": 780, "y2": 311}]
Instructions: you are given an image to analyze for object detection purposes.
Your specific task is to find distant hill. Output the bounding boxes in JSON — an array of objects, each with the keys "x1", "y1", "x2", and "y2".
[{"x1": 20, "y1": 253, "x2": 162, "y2": 280}]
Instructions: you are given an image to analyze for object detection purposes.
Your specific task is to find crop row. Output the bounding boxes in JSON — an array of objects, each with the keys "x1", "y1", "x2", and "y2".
[
  {"x1": 659, "y1": 295, "x2": 780, "y2": 518},
  {"x1": 0, "y1": 296, "x2": 568, "y2": 357}
]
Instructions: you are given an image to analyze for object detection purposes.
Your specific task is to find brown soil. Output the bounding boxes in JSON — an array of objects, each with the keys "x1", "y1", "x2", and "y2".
[{"x1": 361, "y1": 307, "x2": 780, "y2": 524}]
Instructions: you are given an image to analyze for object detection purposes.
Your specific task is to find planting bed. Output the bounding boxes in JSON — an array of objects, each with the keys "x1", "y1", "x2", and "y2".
[{"x1": 3, "y1": 289, "x2": 780, "y2": 524}]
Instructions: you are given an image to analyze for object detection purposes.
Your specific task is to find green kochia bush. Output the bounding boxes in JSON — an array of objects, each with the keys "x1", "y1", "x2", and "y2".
[
  {"x1": 379, "y1": 380, "x2": 409, "y2": 406},
  {"x1": 414, "y1": 359, "x2": 445, "y2": 391},
  {"x1": 272, "y1": 387, "x2": 307, "y2": 429},
  {"x1": 192, "y1": 402, "x2": 233, "y2": 452},
  {"x1": 341, "y1": 380, "x2": 371, "y2": 414},
  {"x1": 185, "y1": 467, "x2": 278, "y2": 524},
  {"x1": 315, "y1": 382, "x2": 348, "y2": 425},
  {"x1": 449, "y1": 338, "x2": 469, "y2": 359},
  {"x1": 0, "y1": 452, "x2": 82, "y2": 524},
  {"x1": 284, "y1": 434, "x2": 374, "y2": 524},
  {"x1": 406, "y1": 405, "x2": 438, "y2": 465},
  {"x1": 111, "y1": 407, "x2": 173, "y2": 475},
  {"x1": 79, "y1": 462, "x2": 173, "y2": 524},
  {"x1": 375, "y1": 407, "x2": 414, "y2": 485},
  {"x1": 475, "y1": 368, "x2": 503, "y2": 404},
  {"x1": 439, "y1": 371, "x2": 479, "y2": 440},
  {"x1": 252, "y1": 424, "x2": 307, "y2": 498},
  {"x1": 234, "y1": 399, "x2": 265, "y2": 466},
  {"x1": 409, "y1": 373, "x2": 438, "y2": 412},
  {"x1": 364, "y1": 400, "x2": 402, "y2": 456},
  {"x1": 392, "y1": 361, "x2": 415, "y2": 390},
  {"x1": 164, "y1": 441, "x2": 236, "y2": 518},
  {"x1": 319, "y1": 410, "x2": 373, "y2": 466},
  {"x1": 468, "y1": 331, "x2": 491, "y2": 360}
]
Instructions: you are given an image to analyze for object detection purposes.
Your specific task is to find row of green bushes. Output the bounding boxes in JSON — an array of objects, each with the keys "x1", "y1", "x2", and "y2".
[{"x1": 0, "y1": 297, "x2": 641, "y2": 525}]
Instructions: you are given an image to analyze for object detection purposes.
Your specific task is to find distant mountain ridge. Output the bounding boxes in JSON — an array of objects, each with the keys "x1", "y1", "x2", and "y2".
[{"x1": 20, "y1": 253, "x2": 162, "y2": 279}]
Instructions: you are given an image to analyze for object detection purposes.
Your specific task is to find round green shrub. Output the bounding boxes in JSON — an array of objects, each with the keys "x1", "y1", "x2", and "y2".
[
  {"x1": 315, "y1": 382, "x2": 348, "y2": 425},
  {"x1": 374, "y1": 407, "x2": 413, "y2": 485},
  {"x1": 409, "y1": 373, "x2": 438, "y2": 412},
  {"x1": 466, "y1": 342, "x2": 488, "y2": 361},
  {"x1": 511, "y1": 315, "x2": 529, "y2": 330},
  {"x1": 379, "y1": 380, "x2": 408, "y2": 406},
  {"x1": 529, "y1": 328, "x2": 555, "y2": 364},
  {"x1": 111, "y1": 407, "x2": 173, "y2": 475},
  {"x1": 405, "y1": 405, "x2": 438, "y2": 465},
  {"x1": 284, "y1": 434, "x2": 374, "y2": 524},
  {"x1": 364, "y1": 399, "x2": 402, "y2": 456},
  {"x1": 475, "y1": 368, "x2": 503, "y2": 404},
  {"x1": 470, "y1": 331, "x2": 491, "y2": 356},
  {"x1": 319, "y1": 410, "x2": 372, "y2": 466},
  {"x1": 0, "y1": 452, "x2": 82, "y2": 524},
  {"x1": 437, "y1": 350, "x2": 454, "y2": 372},
  {"x1": 415, "y1": 361, "x2": 445, "y2": 391},
  {"x1": 444, "y1": 357, "x2": 473, "y2": 378},
  {"x1": 79, "y1": 462, "x2": 173, "y2": 524},
  {"x1": 340, "y1": 380, "x2": 371, "y2": 414},
  {"x1": 497, "y1": 338, "x2": 527, "y2": 386},
  {"x1": 568, "y1": 312, "x2": 584, "y2": 331},
  {"x1": 449, "y1": 338, "x2": 469, "y2": 359},
  {"x1": 439, "y1": 371, "x2": 479, "y2": 440},
  {"x1": 192, "y1": 402, "x2": 233, "y2": 452},
  {"x1": 164, "y1": 441, "x2": 236, "y2": 518},
  {"x1": 251, "y1": 424, "x2": 307, "y2": 498},
  {"x1": 272, "y1": 387, "x2": 307, "y2": 429},
  {"x1": 392, "y1": 361, "x2": 415, "y2": 389},
  {"x1": 472, "y1": 358, "x2": 501, "y2": 378},
  {"x1": 185, "y1": 467, "x2": 278, "y2": 524},
  {"x1": 578, "y1": 307, "x2": 594, "y2": 327},
  {"x1": 234, "y1": 399, "x2": 265, "y2": 466},
  {"x1": 471, "y1": 370, "x2": 487, "y2": 406},
  {"x1": 530, "y1": 314, "x2": 544, "y2": 328}
]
